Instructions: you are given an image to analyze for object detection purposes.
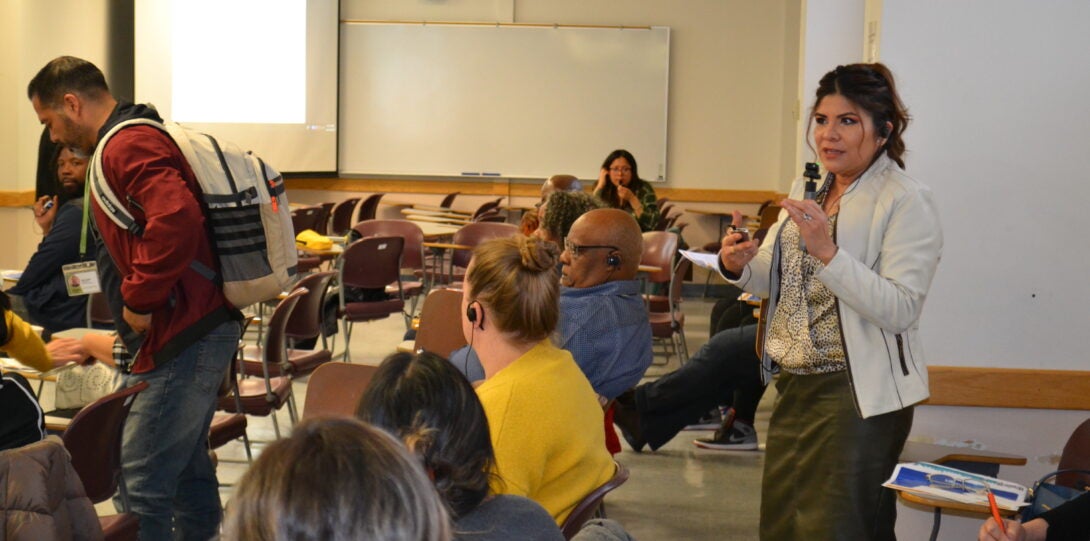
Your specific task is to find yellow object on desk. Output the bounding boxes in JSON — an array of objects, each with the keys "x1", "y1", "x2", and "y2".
[{"x1": 295, "y1": 229, "x2": 333, "y2": 251}]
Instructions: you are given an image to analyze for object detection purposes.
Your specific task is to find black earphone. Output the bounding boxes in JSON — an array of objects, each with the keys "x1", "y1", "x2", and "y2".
[
  {"x1": 606, "y1": 253, "x2": 621, "y2": 269},
  {"x1": 466, "y1": 300, "x2": 484, "y2": 330}
]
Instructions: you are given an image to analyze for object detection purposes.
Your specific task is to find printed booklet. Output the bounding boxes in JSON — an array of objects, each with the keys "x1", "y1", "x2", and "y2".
[{"x1": 884, "y1": 461, "x2": 1027, "y2": 510}]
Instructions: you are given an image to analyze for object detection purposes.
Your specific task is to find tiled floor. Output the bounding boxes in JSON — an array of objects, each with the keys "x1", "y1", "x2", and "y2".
[{"x1": 86, "y1": 294, "x2": 771, "y2": 539}]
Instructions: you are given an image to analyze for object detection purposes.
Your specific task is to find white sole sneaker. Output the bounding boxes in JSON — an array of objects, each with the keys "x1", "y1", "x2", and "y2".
[{"x1": 691, "y1": 438, "x2": 759, "y2": 451}]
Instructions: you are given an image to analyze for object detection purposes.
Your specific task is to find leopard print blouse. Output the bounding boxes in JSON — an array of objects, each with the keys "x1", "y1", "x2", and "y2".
[{"x1": 764, "y1": 211, "x2": 847, "y2": 375}]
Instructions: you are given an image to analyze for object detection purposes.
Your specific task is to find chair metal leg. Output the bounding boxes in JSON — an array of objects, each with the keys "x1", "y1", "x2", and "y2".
[
  {"x1": 270, "y1": 411, "x2": 282, "y2": 439},
  {"x1": 342, "y1": 319, "x2": 353, "y2": 363},
  {"x1": 286, "y1": 391, "x2": 299, "y2": 424},
  {"x1": 240, "y1": 431, "x2": 253, "y2": 463},
  {"x1": 677, "y1": 328, "x2": 690, "y2": 365}
]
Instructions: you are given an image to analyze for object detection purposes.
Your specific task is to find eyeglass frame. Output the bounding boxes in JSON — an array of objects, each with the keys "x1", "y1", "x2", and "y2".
[
  {"x1": 563, "y1": 238, "x2": 620, "y2": 259},
  {"x1": 925, "y1": 473, "x2": 989, "y2": 494},
  {"x1": 609, "y1": 166, "x2": 632, "y2": 173}
]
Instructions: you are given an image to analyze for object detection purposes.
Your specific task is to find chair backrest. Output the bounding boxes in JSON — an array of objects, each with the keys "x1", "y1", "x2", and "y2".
[
  {"x1": 315, "y1": 202, "x2": 336, "y2": 235},
  {"x1": 356, "y1": 193, "x2": 386, "y2": 223},
  {"x1": 86, "y1": 291, "x2": 114, "y2": 328},
  {"x1": 264, "y1": 288, "x2": 307, "y2": 371},
  {"x1": 285, "y1": 271, "x2": 337, "y2": 341},
  {"x1": 471, "y1": 198, "x2": 503, "y2": 220},
  {"x1": 330, "y1": 197, "x2": 361, "y2": 236},
  {"x1": 340, "y1": 236, "x2": 405, "y2": 290},
  {"x1": 302, "y1": 362, "x2": 378, "y2": 420},
  {"x1": 559, "y1": 461, "x2": 630, "y2": 539},
  {"x1": 473, "y1": 210, "x2": 507, "y2": 223},
  {"x1": 450, "y1": 222, "x2": 519, "y2": 269},
  {"x1": 439, "y1": 192, "x2": 460, "y2": 209},
  {"x1": 1057, "y1": 418, "x2": 1090, "y2": 489},
  {"x1": 291, "y1": 205, "x2": 325, "y2": 235},
  {"x1": 352, "y1": 219, "x2": 426, "y2": 270},
  {"x1": 758, "y1": 202, "x2": 782, "y2": 230},
  {"x1": 655, "y1": 203, "x2": 675, "y2": 230},
  {"x1": 640, "y1": 231, "x2": 679, "y2": 284},
  {"x1": 413, "y1": 288, "x2": 468, "y2": 358},
  {"x1": 62, "y1": 380, "x2": 150, "y2": 504}
]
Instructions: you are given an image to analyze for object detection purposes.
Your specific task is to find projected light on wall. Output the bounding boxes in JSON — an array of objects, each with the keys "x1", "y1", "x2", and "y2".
[
  {"x1": 170, "y1": 0, "x2": 306, "y2": 124},
  {"x1": 136, "y1": 0, "x2": 337, "y2": 172}
]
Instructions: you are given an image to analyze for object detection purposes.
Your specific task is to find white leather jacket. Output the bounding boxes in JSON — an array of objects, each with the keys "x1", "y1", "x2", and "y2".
[{"x1": 724, "y1": 154, "x2": 943, "y2": 418}]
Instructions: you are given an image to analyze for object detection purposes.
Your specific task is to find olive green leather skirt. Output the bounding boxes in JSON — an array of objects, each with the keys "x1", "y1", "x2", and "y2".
[{"x1": 760, "y1": 370, "x2": 913, "y2": 541}]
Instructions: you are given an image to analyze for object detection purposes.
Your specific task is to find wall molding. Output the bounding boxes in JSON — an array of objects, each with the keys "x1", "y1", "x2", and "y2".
[
  {"x1": 0, "y1": 191, "x2": 35, "y2": 208},
  {"x1": 924, "y1": 366, "x2": 1090, "y2": 410},
  {"x1": 284, "y1": 177, "x2": 785, "y2": 203}
]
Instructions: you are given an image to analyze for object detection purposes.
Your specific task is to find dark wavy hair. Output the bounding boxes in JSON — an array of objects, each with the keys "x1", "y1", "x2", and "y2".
[
  {"x1": 808, "y1": 63, "x2": 911, "y2": 169},
  {"x1": 597, "y1": 149, "x2": 646, "y2": 209},
  {"x1": 357, "y1": 352, "x2": 496, "y2": 519},
  {"x1": 539, "y1": 191, "x2": 605, "y2": 245}
]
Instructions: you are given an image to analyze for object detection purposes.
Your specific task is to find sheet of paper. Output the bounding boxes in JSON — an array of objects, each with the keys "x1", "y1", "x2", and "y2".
[{"x1": 679, "y1": 249, "x2": 723, "y2": 271}]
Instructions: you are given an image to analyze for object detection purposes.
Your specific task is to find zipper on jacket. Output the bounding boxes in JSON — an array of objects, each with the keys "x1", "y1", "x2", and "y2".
[
  {"x1": 895, "y1": 334, "x2": 909, "y2": 376},
  {"x1": 828, "y1": 218, "x2": 864, "y2": 417}
]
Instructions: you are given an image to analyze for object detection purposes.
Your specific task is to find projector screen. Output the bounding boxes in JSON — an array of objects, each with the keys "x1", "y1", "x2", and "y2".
[{"x1": 134, "y1": 0, "x2": 338, "y2": 173}]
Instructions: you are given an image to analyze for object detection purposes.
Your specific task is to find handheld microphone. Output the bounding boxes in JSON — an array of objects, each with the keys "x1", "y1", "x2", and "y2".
[
  {"x1": 800, "y1": 163, "x2": 822, "y2": 252},
  {"x1": 803, "y1": 162, "x2": 820, "y2": 201}
]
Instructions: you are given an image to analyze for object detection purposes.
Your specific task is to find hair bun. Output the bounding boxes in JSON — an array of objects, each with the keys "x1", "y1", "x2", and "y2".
[{"x1": 517, "y1": 236, "x2": 558, "y2": 273}]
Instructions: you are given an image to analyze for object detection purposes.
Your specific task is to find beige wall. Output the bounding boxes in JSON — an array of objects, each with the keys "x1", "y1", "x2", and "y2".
[
  {"x1": 1, "y1": 0, "x2": 799, "y2": 270},
  {"x1": 0, "y1": 0, "x2": 111, "y2": 270}
]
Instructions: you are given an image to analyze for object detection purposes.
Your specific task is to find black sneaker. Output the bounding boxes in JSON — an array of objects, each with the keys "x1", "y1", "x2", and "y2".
[
  {"x1": 683, "y1": 407, "x2": 724, "y2": 430},
  {"x1": 693, "y1": 412, "x2": 759, "y2": 451},
  {"x1": 611, "y1": 398, "x2": 647, "y2": 453}
]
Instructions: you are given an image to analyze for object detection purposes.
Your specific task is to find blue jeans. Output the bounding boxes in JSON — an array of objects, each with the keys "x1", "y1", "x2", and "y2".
[{"x1": 118, "y1": 320, "x2": 240, "y2": 540}]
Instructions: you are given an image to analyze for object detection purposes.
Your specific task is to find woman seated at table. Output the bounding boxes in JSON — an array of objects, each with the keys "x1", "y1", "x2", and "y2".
[
  {"x1": 222, "y1": 417, "x2": 452, "y2": 541},
  {"x1": 461, "y1": 235, "x2": 614, "y2": 524},
  {"x1": 593, "y1": 149, "x2": 659, "y2": 232},
  {"x1": 358, "y1": 351, "x2": 564, "y2": 541}
]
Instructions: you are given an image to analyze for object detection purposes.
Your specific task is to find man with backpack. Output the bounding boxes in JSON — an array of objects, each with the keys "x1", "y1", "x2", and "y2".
[{"x1": 28, "y1": 56, "x2": 241, "y2": 540}]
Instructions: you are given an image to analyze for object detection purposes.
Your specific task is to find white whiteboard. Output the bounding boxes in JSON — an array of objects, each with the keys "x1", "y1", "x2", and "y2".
[{"x1": 339, "y1": 23, "x2": 670, "y2": 180}]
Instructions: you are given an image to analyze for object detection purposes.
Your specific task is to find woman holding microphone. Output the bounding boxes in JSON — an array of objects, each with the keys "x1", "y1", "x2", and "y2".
[{"x1": 719, "y1": 63, "x2": 943, "y2": 540}]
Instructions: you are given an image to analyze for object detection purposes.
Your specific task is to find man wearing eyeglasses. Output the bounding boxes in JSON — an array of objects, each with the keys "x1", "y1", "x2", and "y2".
[
  {"x1": 452, "y1": 209, "x2": 651, "y2": 403},
  {"x1": 556, "y1": 208, "x2": 652, "y2": 401}
]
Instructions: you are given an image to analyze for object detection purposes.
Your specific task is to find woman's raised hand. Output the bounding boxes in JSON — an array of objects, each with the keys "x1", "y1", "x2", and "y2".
[
  {"x1": 595, "y1": 167, "x2": 609, "y2": 191},
  {"x1": 719, "y1": 210, "x2": 760, "y2": 274},
  {"x1": 779, "y1": 198, "x2": 838, "y2": 264}
]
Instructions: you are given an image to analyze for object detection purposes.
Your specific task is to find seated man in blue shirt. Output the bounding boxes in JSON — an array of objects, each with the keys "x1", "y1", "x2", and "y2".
[
  {"x1": 453, "y1": 208, "x2": 652, "y2": 402},
  {"x1": 9, "y1": 147, "x2": 96, "y2": 337}
]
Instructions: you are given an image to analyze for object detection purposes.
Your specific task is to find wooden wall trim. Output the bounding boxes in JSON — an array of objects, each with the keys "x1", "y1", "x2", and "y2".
[
  {"x1": 924, "y1": 366, "x2": 1090, "y2": 410},
  {"x1": 0, "y1": 191, "x2": 36, "y2": 208},
  {"x1": 284, "y1": 177, "x2": 785, "y2": 204}
]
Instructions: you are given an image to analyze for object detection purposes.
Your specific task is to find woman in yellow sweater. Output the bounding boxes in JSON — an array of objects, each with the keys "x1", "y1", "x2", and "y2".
[{"x1": 460, "y1": 235, "x2": 615, "y2": 525}]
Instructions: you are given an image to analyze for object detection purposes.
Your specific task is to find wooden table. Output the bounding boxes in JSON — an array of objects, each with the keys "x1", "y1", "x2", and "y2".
[
  {"x1": 394, "y1": 202, "x2": 472, "y2": 216},
  {"x1": 401, "y1": 211, "x2": 468, "y2": 223},
  {"x1": 297, "y1": 244, "x2": 343, "y2": 258},
  {"x1": 409, "y1": 220, "x2": 461, "y2": 240}
]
